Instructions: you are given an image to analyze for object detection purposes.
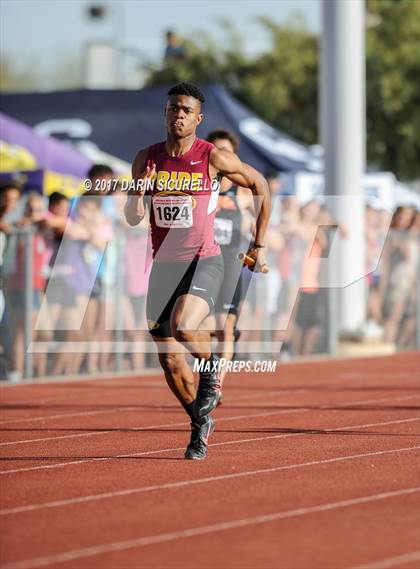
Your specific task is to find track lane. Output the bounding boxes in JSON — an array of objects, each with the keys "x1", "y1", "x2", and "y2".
[
  {"x1": 1, "y1": 384, "x2": 418, "y2": 472},
  {"x1": 1, "y1": 352, "x2": 419, "y2": 569},
  {"x1": 2, "y1": 487, "x2": 419, "y2": 569},
  {"x1": 1, "y1": 417, "x2": 419, "y2": 564}
]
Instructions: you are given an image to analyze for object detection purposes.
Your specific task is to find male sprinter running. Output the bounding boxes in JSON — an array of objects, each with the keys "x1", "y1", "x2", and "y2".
[
  {"x1": 125, "y1": 83, "x2": 270, "y2": 460},
  {"x1": 206, "y1": 129, "x2": 254, "y2": 393}
]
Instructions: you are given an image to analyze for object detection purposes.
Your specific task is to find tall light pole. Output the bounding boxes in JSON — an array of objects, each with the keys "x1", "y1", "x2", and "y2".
[
  {"x1": 85, "y1": 3, "x2": 124, "y2": 88},
  {"x1": 321, "y1": 0, "x2": 367, "y2": 335}
]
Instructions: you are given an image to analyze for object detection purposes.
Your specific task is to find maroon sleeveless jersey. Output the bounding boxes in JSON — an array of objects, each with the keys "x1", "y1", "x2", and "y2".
[{"x1": 145, "y1": 137, "x2": 221, "y2": 262}]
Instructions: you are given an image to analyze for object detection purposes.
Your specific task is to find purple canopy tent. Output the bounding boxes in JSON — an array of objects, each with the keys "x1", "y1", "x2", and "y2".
[{"x1": 0, "y1": 112, "x2": 92, "y2": 178}]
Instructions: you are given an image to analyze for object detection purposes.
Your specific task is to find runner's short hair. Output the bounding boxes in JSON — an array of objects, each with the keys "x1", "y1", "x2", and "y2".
[
  {"x1": 87, "y1": 164, "x2": 114, "y2": 180},
  {"x1": 168, "y1": 82, "x2": 205, "y2": 104},
  {"x1": 206, "y1": 129, "x2": 240, "y2": 152},
  {"x1": 48, "y1": 191, "x2": 68, "y2": 207},
  {"x1": 0, "y1": 181, "x2": 22, "y2": 195}
]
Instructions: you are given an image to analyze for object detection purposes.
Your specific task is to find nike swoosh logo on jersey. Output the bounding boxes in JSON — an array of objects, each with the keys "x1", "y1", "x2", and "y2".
[
  {"x1": 192, "y1": 286, "x2": 207, "y2": 292},
  {"x1": 190, "y1": 160, "x2": 202, "y2": 165}
]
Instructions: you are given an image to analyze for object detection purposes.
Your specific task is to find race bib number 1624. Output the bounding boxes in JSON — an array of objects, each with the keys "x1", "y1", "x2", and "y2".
[{"x1": 152, "y1": 195, "x2": 193, "y2": 228}]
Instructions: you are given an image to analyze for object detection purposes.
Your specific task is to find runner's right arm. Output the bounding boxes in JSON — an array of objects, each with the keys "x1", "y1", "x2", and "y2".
[{"x1": 124, "y1": 148, "x2": 155, "y2": 226}]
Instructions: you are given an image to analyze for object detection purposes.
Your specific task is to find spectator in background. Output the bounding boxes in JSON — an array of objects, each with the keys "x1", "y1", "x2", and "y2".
[
  {"x1": 364, "y1": 202, "x2": 387, "y2": 338},
  {"x1": 87, "y1": 164, "x2": 114, "y2": 195},
  {"x1": 121, "y1": 210, "x2": 152, "y2": 369},
  {"x1": 0, "y1": 183, "x2": 24, "y2": 378},
  {"x1": 63, "y1": 195, "x2": 113, "y2": 374},
  {"x1": 86, "y1": 165, "x2": 117, "y2": 372},
  {"x1": 0, "y1": 184, "x2": 21, "y2": 263},
  {"x1": 0, "y1": 202, "x2": 7, "y2": 323},
  {"x1": 164, "y1": 30, "x2": 186, "y2": 62},
  {"x1": 39, "y1": 192, "x2": 96, "y2": 376},
  {"x1": 39, "y1": 192, "x2": 76, "y2": 338},
  {"x1": 0, "y1": 182, "x2": 24, "y2": 282},
  {"x1": 0, "y1": 182, "x2": 23, "y2": 233},
  {"x1": 236, "y1": 171, "x2": 280, "y2": 355},
  {"x1": 48, "y1": 191, "x2": 70, "y2": 216},
  {"x1": 291, "y1": 200, "x2": 327, "y2": 356},
  {"x1": 7, "y1": 193, "x2": 49, "y2": 378},
  {"x1": 42, "y1": 191, "x2": 72, "y2": 264},
  {"x1": 264, "y1": 171, "x2": 284, "y2": 330},
  {"x1": 381, "y1": 206, "x2": 417, "y2": 344},
  {"x1": 272, "y1": 191, "x2": 301, "y2": 351},
  {"x1": 111, "y1": 188, "x2": 152, "y2": 370},
  {"x1": 397, "y1": 211, "x2": 419, "y2": 348}
]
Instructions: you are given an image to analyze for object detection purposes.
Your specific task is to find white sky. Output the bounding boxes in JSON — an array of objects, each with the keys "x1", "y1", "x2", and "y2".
[{"x1": 1, "y1": 0, "x2": 320, "y2": 74}]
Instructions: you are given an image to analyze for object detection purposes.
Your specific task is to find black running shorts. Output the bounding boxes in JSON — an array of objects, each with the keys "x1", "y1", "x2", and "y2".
[
  {"x1": 215, "y1": 254, "x2": 243, "y2": 316},
  {"x1": 146, "y1": 255, "x2": 224, "y2": 338}
]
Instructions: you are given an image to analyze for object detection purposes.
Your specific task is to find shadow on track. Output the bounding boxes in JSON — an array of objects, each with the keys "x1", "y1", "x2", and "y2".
[
  {"x1": 1, "y1": 403, "x2": 418, "y2": 413},
  {"x1": 1, "y1": 425, "x2": 418, "y2": 436},
  {"x1": 0, "y1": 455, "x2": 188, "y2": 462},
  {"x1": 0, "y1": 403, "x2": 179, "y2": 411}
]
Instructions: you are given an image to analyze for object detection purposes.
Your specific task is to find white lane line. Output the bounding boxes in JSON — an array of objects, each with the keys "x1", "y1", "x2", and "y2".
[
  {"x1": 0, "y1": 387, "x2": 314, "y2": 447},
  {"x1": 14, "y1": 378, "x2": 284, "y2": 408},
  {"x1": 0, "y1": 386, "x2": 358, "y2": 448},
  {"x1": 351, "y1": 551, "x2": 420, "y2": 569},
  {"x1": 0, "y1": 381, "x2": 168, "y2": 405},
  {"x1": 0, "y1": 405, "x2": 144, "y2": 426},
  {"x1": 1, "y1": 414, "x2": 418, "y2": 476},
  {"x1": 339, "y1": 373, "x2": 415, "y2": 380},
  {"x1": 340, "y1": 372, "x2": 415, "y2": 378},
  {"x1": 0, "y1": 390, "x2": 417, "y2": 448},
  {"x1": 1, "y1": 392, "x2": 113, "y2": 407},
  {"x1": 0, "y1": 384, "x2": 307, "y2": 428},
  {"x1": 1, "y1": 444, "x2": 419, "y2": 516},
  {"x1": 0, "y1": 372, "x2": 162, "y2": 389},
  {"x1": 0, "y1": 378, "x2": 297, "y2": 407},
  {"x1": 0, "y1": 408, "x2": 299, "y2": 448},
  {"x1": 1, "y1": 368, "x2": 418, "y2": 427},
  {"x1": 2, "y1": 487, "x2": 420, "y2": 569}
]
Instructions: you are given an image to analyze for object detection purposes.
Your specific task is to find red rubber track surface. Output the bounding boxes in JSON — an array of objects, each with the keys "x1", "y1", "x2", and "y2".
[{"x1": 0, "y1": 352, "x2": 419, "y2": 569}]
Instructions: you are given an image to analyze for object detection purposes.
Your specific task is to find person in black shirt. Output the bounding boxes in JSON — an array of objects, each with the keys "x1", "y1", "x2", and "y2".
[{"x1": 206, "y1": 129, "x2": 254, "y2": 391}]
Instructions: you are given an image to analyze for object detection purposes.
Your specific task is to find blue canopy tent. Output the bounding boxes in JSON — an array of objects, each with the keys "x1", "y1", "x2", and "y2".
[{"x1": 0, "y1": 84, "x2": 320, "y2": 174}]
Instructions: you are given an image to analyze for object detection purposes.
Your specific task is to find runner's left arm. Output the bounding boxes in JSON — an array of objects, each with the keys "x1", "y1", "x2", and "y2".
[
  {"x1": 210, "y1": 149, "x2": 271, "y2": 272},
  {"x1": 238, "y1": 189, "x2": 255, "y2": 236}
]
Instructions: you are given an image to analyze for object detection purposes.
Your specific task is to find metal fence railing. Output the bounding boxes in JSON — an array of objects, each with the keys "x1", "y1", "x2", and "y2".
[{"x1": 0, "y1": 198, "x2": 418, "y2": 381}]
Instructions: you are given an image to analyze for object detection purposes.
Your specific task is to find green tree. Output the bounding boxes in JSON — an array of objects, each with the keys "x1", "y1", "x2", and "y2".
[
  {"x1": 0, "y1": 55, "x2": 82, "y2": 93},
  {"x1": 234, "y1": 17, "x2": 318, "y2": 145},
  {"x1": 366, "y1": 0, "x2": 420, "y2": 180},
  {"x1": 147, "y1": 2, "x2": 420, "y2": 181},
  {"x1": 0, "y1": 57, "x2": 37, "y2": 92},
  {"x1": 146, "y1": 18, "x2": 318, "y2": 145}
]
